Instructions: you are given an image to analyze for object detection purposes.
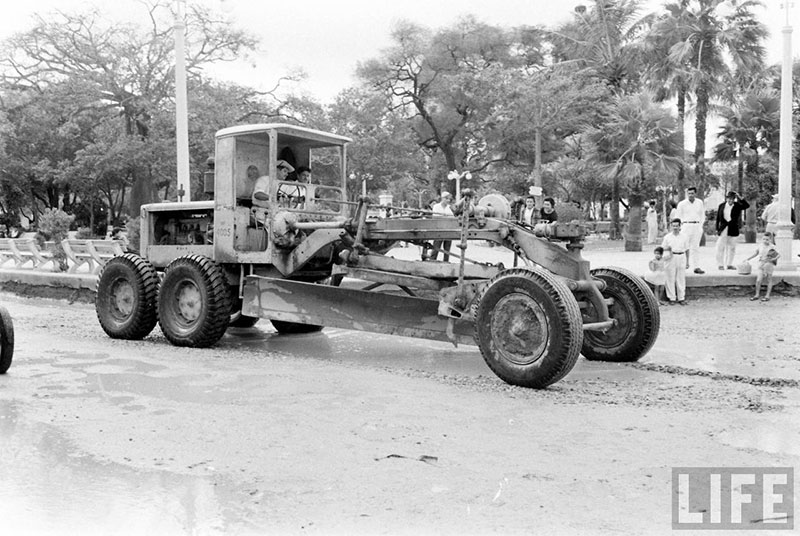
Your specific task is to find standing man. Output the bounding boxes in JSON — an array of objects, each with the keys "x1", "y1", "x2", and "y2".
[
  {"x1": 661, "y1": 218, "x2": 690, "y2": 305},
  {"x1": 518, "y1": 196, "x2": 536, "y2": 226},
  {"x1": 675, "y1": 186, "x2": 706, "y2": 274},
  {"x1": 432, "y1": 192, "x2": 454, "y2": 262},
  {"x1": 646, "y1": 200, "x2": 658, "y2": 244},
  {"x1": 760, "y1": 193, "x2": 779, "y2": 235},
  {"x1": 715, "y1": 191, "x2": 749, "y2": 270}
]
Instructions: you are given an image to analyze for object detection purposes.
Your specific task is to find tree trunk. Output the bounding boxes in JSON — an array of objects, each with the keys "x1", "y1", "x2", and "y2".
[
  {"x1": 676, "y1": 89, "x2": 686, "y2": 194},
  {"x1": 625, "y1": 174, "x2": 645, "y2": 252},
  {"x1": 610, "y1": 176, "x2": 621, "y2": 240},
  {"x1": 129, "y1": 169, "x2": 157, "y2": 217},
  {"x1": 694, "y1": 83, "x2": 709, "y2": 186}
]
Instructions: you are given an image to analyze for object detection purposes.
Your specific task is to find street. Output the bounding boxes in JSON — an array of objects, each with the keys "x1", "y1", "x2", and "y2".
[{"x1": 0, "y1": 291, "x2": 798, "y2": 535}]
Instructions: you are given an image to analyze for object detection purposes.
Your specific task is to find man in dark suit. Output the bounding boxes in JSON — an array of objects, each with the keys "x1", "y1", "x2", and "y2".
[{"x1": 715, "y1": 191, "x2": 749, "y2": 270}]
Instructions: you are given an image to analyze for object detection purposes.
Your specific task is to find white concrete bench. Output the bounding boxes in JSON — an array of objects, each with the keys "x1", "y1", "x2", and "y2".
[
  {"x1": 61, "y1": 239, "x2": 125, "y2": 274},
  {"x1": 0, "y1": 238, "x2": 56, "y2": 270}
]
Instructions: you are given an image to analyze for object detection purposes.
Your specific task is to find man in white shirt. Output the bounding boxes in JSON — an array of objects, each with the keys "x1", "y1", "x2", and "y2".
[
  {"x1": 674, "y1": 186, "x2": 706, "y2": 274},
  {"x1": 518, "y1": 196, "x2": 536, "y2": 225},
  {"x1": 431, "y1": 192, "x2": 454, "y2": 261},
  {"x1": 761, "y1": 193, "x2": 779, "y2": 235},
  {"x1": 661, "y1": 218, "x2": 690, "y2": 305}
]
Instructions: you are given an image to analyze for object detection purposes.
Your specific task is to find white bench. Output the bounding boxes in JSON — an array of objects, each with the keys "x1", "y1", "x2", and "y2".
[
  {"x1": 0, "y1": 238, "x2": 56, "y2": 270},
  {"x1": 61, "y1": 239, "x2": 125, "y2": 274}
]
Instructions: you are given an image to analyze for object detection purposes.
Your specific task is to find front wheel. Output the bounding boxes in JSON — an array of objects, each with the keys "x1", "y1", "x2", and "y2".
[
  {"x1": 95, "y1": 254, "x2": 159, "y2": 340},
  {"x1": 158, "y1": 255, "x2": 231, "y2": 347},
  {"x1": 474, "y1": 268, "x2": 583, "y2": 388},
  {"x1": 0, "y1": 306, "x2": 14, "y2": 374},
  {"x1": 582, "y1": 267, "x2": 660, "y2": 362}
]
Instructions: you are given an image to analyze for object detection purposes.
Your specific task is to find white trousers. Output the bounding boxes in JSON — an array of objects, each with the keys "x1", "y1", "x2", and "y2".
[
  {"x1": 715, "y1": 227, "x2": 737, "y2": 267},
  {"x1": 647, "y1": 221, "x2": 658, "y2": 244},
  {"x1": 664, "y1": 256, "x2": 686, "y2": 301},
  {"x1": 680, "y1": 223, "x2": 703, "y2": 270}
]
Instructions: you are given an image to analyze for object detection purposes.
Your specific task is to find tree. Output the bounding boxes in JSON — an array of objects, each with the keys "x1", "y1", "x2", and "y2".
[
  {"x1": 0, "y1": 1, "x2": 258, "y2": 214},
  {"x1": 550, "y1": 0, "x2": 650, "y2": 236},
  {"x1": 327, "y1": 86, "x2": 425, "y2": 201},
  {"x1": 550, "y1": 0, "x2": 649, "y2": 95},
  {"x1": 658, "y1": 0, "x2": 767, "y2": 187},
  {"x1": 589, "y1": 92, "x2": 682, "y2": 251},
  {"x1": 357, "y1": 17, "x2": 524, "y2": 189},
  {"x1": 712, "y1": 89, "x2": 780, "y2": 242},
  {"x1": 488, "y1": 67, "x2": 608, "y2": 202}
]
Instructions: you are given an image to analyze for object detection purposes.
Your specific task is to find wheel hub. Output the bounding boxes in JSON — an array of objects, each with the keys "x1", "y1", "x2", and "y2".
[
  {"x1": 175, "y1": 280, "x2": 202, "y2": 323},
  {"x1": 110, "y1": 278, "x2": 134, "y2": 318},
  {"x1": 490, "y1": 294, "x2": 549, "y2": 365}
]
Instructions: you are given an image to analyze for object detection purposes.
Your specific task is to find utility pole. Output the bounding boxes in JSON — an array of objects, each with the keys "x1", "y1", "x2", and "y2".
[
  {"x1": 174, "y1": 0, "x2": 191, "y2": 202},
  {"x1": 775, "y1": 2, "x2": 795, "y2": 268}
]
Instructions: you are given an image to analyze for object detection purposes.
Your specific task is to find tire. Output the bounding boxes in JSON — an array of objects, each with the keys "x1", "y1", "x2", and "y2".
[
  {"x1": 0, "y1": 306, "x2": 14, "y2": 374},
  {"x1": 158, "y1": 255, "x2": 231, "y2": 347},
  {"x1": 582, "y1": 267, "x2": 660, "y2": 362},
  {"x1": 474, "y1": 268, "x2": 583, "y2": 389},
  {"x1": 95, "y1": 254, "x2": 159, "y2": 340},
  {"x1": 270, "y1": 320, "x2": 323, "y2": 334}
]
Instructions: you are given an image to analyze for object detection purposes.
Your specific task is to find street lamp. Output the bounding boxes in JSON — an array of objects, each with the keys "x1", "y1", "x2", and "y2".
[
  {"x1": 447, "y1": 170, "x2": 471, "y2": 200},
  {"x1": 174, "y1": 0, "x2": 190, "y2": 202},
  {"x1": 349, "y1": 172, "x2": 372, "y2": 197}
]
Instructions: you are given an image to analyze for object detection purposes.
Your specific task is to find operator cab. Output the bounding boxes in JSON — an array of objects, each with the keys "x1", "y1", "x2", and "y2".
[{"x1": 212, "y1": 123, "x2": 352, "y2": 261}]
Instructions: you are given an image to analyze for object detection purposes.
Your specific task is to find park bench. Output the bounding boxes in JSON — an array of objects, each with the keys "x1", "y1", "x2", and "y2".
[
  {"x1": 61, "y1": 239, "x2": 125, "y2": 274},
  {"x1": 0, "y1": 238, "x2": 56, "y2": 270},
  {"x1": 0, "y1": 239, "x2": 21, "y2": 268}
]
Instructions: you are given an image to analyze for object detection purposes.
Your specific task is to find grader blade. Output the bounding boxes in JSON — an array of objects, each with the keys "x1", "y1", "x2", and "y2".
[{"x1": 241, "y1": 276, "x2": 476, "y2": 345}]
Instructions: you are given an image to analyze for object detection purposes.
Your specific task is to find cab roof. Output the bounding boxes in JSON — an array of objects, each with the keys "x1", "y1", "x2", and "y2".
[{"x1": 215, "y1": 123, "x2": 352, "y2": 147}]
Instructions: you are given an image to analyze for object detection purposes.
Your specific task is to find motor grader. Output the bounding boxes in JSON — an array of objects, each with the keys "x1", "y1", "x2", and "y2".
[{"x1": 95, "y1": 123, "x2": 660, "y2": 389}]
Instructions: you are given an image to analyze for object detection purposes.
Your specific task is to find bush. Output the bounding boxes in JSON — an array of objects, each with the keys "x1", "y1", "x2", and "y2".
[
  {"x1": 36, "y1": 208, "x2": 75, "y2": 272},
  {"x1": 75, "y1": 226, "x2": 94, "y2": 239},
  {"x1": 557, "y1": 203, "x2": 584, "y2": 223}
]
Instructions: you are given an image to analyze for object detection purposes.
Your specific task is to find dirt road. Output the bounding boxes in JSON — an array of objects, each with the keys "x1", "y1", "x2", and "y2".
[{"x1": 0, "y1": 292, "x2": 798, "y2": 535}]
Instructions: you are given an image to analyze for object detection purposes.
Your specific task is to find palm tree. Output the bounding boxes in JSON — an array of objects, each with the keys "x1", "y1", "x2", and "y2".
[
  {"x1": 656, "y1": 0, "x2": 768, "y2": 188},
  {"x1": 712, "y1": 89, "x2": 780, "y2": 242},
  {"x1": 550, "y1": 0, "x2": 651, "y2": 238},
  {"x1": 590, "y1": 92, "x2": 682, "y2": 251},
  {"x1": 642, "y1": 0, "x2": 693, "y2": 194}
]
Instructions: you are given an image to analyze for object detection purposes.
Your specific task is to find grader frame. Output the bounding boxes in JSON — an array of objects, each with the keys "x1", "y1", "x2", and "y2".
[{"x1": 95, "y1": 123, "x2": 660, "y2": 389}]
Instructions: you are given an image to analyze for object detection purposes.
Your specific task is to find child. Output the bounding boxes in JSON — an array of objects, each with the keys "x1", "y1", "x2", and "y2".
[
  {"x1": 744, "y1": 232, "x2": 780, "y2": 302},
  {"x1": 661, "y1": 218, "x2": 689, "y2": 305},
  {"x1": 644, "y1": 246, "x2": 667, "y2": 304}
]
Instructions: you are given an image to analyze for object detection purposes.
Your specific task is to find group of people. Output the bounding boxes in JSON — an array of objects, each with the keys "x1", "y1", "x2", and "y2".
[{"x1": 646, "y1": 187, "x2": 782, "y2": 305}]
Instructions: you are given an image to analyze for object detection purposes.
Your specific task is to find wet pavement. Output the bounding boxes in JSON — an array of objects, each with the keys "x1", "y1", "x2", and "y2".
[{"x1": 0, "y1": 292, "x2": 798, "y2": 534}]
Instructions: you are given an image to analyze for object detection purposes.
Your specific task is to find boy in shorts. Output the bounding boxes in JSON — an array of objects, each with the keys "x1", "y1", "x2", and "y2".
[{"x1": 744, "y1": 232, "x2": 780, "y2": 301}]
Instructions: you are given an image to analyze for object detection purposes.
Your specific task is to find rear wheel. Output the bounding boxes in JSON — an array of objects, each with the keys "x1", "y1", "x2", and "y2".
[
  {"x1": 582, "y1": 267, "x2": 660, "y2": 362},
  {"x1": 474, "y1": 268, "x2": 583, "y2": 388},
  {"x1": 158, "y1": 255, "x2": 231, "y2": 347},
  {"x1": 95, "y1": 254, "x2": 159, "y2": 340},
  {"x1": 0, "y1": 306, "x2": 14, "y2": 374}
]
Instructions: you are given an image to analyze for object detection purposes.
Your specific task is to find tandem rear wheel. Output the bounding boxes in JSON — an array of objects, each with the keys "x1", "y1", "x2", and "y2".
[{"x1": 581, "y1": 267, "x2": 660, "y2": 362}]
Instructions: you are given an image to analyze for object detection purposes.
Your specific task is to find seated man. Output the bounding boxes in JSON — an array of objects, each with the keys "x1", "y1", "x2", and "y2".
[
  {"x1": 251, "y1": 160, "x2": 295, "y2": 227},
  {"x1": 253, "y1": 160, "x2": 294, "y2": 207}
]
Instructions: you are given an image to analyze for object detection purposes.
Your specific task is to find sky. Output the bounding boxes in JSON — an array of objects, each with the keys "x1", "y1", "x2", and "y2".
[{"x1": 0, "y1": 0, "x2": 797, "y2": 104}]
